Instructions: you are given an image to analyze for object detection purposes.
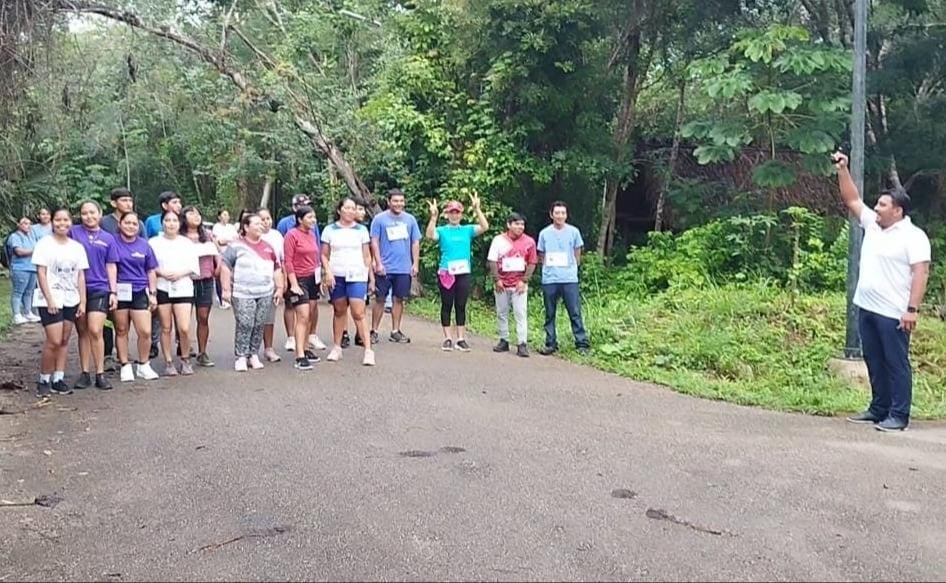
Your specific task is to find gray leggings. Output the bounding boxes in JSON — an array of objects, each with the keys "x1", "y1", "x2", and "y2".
[{"x1": 232, "y1": 296, "x2": 274, "y2": 357}]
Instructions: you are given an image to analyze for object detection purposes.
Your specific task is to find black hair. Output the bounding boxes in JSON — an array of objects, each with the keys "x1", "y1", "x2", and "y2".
[
  {"x1": 387, "y1": 188, "x2": 405, "y2": 200},
  {"x1": 507, "y1": 212, "x2": 526, "y2": 225},
  {"x1": 238, "y1": 212, "x2": 259, "y2": 236},
  {"x1": 294, "y1": 205, "x2": 315, "y2": 227},
  {"x1": 158, "y1": 191, "x2": 180, "y2": 208},
  {"x1": 160, "y1": 209, "x2": 180, "y2": 224},
  {"x1": 181, "y1": 206, "x2": 210, "y2": 243},
  {"x1": 334, "y1": 196, "x2": 357, "y2": 221},
  {"x1": 118, "y1": 211, "x2": 139, "y2": 223},
  {"x1": 78, "y1": 199, "x2": 101, "y2": 214},
  {"x1": 882, "y1": 188, "x2": 912, "y2": 216},
  {"x1": 110, "y1": 187, "x2": 133, "y2": 201},
  {"x1": 50, "y1": 207, "x2": 71, "y2": 230},
  {"x1": 217, "y1": 208, "x2": 230, "y2": 220},
  {"x1": 549, "y1": 200, "x2": 568, "y2": 213}
]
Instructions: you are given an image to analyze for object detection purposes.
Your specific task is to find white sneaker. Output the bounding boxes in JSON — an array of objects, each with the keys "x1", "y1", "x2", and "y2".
[
  {"x1": 326, "y1": 346, "x2": 342, "y2": 362},
  {"x1": 136, "y1": 362, "x2": 160, "y2": 381},
  {"x1": 308, "y1": 334, "x2": 327, "y2": 351},
  {"x1": 220, "y1": 301, "x2": 231, "y2": 310},
  {"x1": 362, "y1": 349, "x2": 375, "y2": 367},
  {"x1": 284, "y1": 337, "x2": 296, "y2": 352},
  {"x1": 120, "y1": 363, "x2": 135, "y2": 382},
  {"x1": 234, "y1": 356, "x2": 248, "y2": 372},
  {"x1": 25, "y1": 313, "x2": 41, "y2": 323},
  {"x1": 13, "y1": 314, "x2": 28, "y2": 326},
  {"x1": 264, "y1": 348, "x2": 281, "y2": 362},
  {"x1": 248, "y1": 355, "x2": 264, "y2": 370}
]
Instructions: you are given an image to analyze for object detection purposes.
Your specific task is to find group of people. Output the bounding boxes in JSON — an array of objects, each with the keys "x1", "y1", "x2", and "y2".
[{"x1": 6, "y1": 186, "x2": 592, "y2": 398}]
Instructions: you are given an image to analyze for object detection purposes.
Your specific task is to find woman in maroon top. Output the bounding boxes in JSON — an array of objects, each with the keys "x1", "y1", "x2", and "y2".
[
  {"x1": 182, "y1": 206, "x2": 218, "y2": 367},
  {"x1": 282, "y1": 206, "x2": 324, "y2": 370}
]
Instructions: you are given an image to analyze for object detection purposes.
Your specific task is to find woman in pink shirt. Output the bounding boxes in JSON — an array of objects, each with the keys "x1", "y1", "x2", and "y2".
[{"x1": 282, "y1": 206, "x2": 324, "y2": 370}]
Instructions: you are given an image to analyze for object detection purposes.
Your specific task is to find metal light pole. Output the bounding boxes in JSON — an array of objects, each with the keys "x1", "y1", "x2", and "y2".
[{"x1": 844, "y1": 0, "x2": 868, "y2": 359}]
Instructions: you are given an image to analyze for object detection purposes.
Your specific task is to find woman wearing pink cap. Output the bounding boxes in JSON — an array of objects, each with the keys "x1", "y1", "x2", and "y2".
[{"x1": 425, "y1": 192, "x2": 489, "y2": 351}]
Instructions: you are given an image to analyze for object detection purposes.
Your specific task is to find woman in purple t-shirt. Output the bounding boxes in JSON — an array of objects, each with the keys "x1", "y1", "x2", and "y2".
[
  {"x1": 70, "y1": 201, "x2": 119, "y2": 391},
  {"x1": 113, "y1": 212, "x2": 160, "y2": 383}
]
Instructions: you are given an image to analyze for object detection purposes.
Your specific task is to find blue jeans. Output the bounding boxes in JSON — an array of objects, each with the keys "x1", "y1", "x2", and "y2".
[
  {"x1": 542, "y1": 282, "x2": 589, "y2": 349},
  {"x1": 859, "y1": 309, "x2": 912, "y2": 423},
  {"x1": 10, "y1": 270, "x2": 36, "y2": 317}
]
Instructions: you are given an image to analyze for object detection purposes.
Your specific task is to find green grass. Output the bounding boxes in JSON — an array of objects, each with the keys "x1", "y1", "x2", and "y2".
[
  {"x1": 0, "y1": 277, "x2": 11, "y2": 334},
  {"x1": 411, "y1": 282, "x2": 946, "y2": 419}
]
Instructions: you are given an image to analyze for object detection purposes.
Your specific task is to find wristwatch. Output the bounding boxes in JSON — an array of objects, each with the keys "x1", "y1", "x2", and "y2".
[{"x1": 907, "y1": 306, "x2": 919, "y2": 314}]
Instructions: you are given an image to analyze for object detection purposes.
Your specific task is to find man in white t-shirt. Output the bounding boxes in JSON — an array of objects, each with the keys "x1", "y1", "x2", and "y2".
[{"x1": 835, "y1": 152, "x2": 931, "y2": 432}]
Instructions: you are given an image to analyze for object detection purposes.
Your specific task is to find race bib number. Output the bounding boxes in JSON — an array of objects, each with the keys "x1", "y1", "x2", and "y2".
[
  {"x1": 386, "y1": 224, "x2": 409, "y2": 241},
  {"x1": 32, "y1": 287, "x2": 64, "y2": 309},
  {"x1": 116, "y1": 283, "x2": 133, "y2": 302},
  {"x1": 196, "y1": 242, "x2": 218, "y2": 257},
  {"x1": 168, "y1": 280, "x2": 190, "y2": 298},
  {"x1": 345, "y1": 266, "x2": 369, "y2": 283},
  {"x1": 447, "y1": 259, "x2": 471, "y2": 275},
  {"x1": 501, "y1": 256, "x2": 526, "y2": 272},
  {"x1": 545, "y1": 252, "x2": 569, "y2": 267}
]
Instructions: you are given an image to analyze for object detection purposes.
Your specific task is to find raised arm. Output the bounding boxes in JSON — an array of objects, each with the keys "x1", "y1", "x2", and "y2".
[
  {"x1": 833, "y1": 152, "x2": 865, "y2": 218},
  {"x1": 470, "y1": 191, "x2": 489, "y2": 236},
  {"x1": 425, "y1": 199, "x2": 440, "y2": 241}
]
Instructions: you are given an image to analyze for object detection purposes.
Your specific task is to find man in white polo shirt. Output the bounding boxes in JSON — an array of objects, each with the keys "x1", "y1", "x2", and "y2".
[{"x1": 835, "y1": 152, "x2": 931, "y2": 432}]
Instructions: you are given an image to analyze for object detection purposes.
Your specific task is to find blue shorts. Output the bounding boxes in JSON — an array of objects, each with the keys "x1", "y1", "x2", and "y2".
[
  {"x1": 329, "y1": 276, "x2": 369, "y2": 303},
  {"x1": 375, "y1": 273, "x2": 411, "y2": 300}
]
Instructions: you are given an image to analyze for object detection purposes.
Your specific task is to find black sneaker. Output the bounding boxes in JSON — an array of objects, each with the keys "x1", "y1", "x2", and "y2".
[
  {"x1": 538, "y1": 346, "x2": 558, "y2": 356},
  {"x1": 847, "y1": 411, "x2": 883, "y2": 424},
  {"x1": 516, "y1": 343, "x2": 530, "y2": 358},
  {"x1": 95, "y1": 374, "x2": 113, "y2": 391},
  {"x1": 441, "y1": 339, "x2": 454, "y2": 352},
  {"x1": 370, "y1": 330, "x2": 380, "y2": 345},
  {"x1": 355, "y1": 334, "x2": 365, "y2": 347},
  {"x1": 390, "y1": 330, "x2": 411, "y2": 343},
  {"x1": 35, "y1": 381, "x2": 52, "y2": 398},
  {"x1": 455, "y1": 339, "x2": 471, "y2": 352},
  {"x1": 149, "y1": 343, "x2": 160, "y2": 360},
  {"x1": 341, "y1": 330, "x2": 351, "y2": 349},
  {"x1": 51, "y1": 380, "x2": 73, "y2": 395},
  {"x1": 304, "y1": 350, "x2": 321, "y2": 363},
  {"x1": 294, "y1": 357, "x2": 313, "y2": 371},
  {"x1": 875, "y1": 417, "x2": 908, "y2": 432},
  {"x1": 493, "y1": 339, "x2": 510, "y2": 353},
  {"x1": 73, "y1": 372, "x2": 93, "y2": 390}
]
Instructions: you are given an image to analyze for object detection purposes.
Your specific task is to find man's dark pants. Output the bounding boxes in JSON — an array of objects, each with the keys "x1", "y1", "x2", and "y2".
[
  {"x1": 859, "y1": 308, "x2": 913, "y2": 423},
  {"x1": 542, "y1": 282, "x2": 590, "y2": 350}
]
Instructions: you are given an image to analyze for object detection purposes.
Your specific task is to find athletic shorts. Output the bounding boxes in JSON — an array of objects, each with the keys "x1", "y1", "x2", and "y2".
[
  {"x1": 39, "y1": 305, "x2": 78, "y2": 327},
  {"x1": 329, "y1": 276, "x2": 368, "y2": 303},
  {"x1": 157, "y1": 290, "x2": 194, "y2": 305},
  {"x1": 193, "y1": 278, "x2": 215, "y2": 308},
  {"x1": 375, "y1": 273, "x2": 411, "y2": 300},
  {"x1": 285, "y1": 274, "x2": 320, "y2": 307},
  {"x1": 117, "y1": 289, "x2": 150, "y2": 311},
  {"x1": 86, "y1": 291, "x2": 111, "y2": 314}
]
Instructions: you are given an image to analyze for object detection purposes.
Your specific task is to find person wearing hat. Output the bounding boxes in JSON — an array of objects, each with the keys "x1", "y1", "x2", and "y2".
[
  {"x1": 277, "y1": 193, "x2": 313, "y2": 236},
  {"x1": 276, "y1": 193, "x2": 326, "y2": 353},
  {"x1": 425, "y1": 192, "x2": 489, "y2": 352}
]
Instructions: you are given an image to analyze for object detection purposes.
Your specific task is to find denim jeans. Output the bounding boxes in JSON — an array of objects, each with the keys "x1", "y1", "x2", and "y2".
[
  {"x1": 542, "y1": 282, "x2": 589, "y2": 349},
  {"x1": 859, "y1": 308, "x2": 913, "y2": 423},
  {"x1": 10, "y1": 270, "x2": 36, "y2": 317}
]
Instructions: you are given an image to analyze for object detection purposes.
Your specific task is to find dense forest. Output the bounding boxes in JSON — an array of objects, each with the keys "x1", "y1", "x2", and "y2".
[{"x1": 2, "y1": 0, "x2": 946, "y2": 415}]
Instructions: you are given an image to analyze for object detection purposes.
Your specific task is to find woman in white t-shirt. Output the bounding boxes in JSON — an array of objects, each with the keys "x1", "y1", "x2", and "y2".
[
  {"x1": 212, "y1": 209, "x2": 239, "y2": 309},
  {"x1": 149, "y1": 211, "x2": 200, "y2": 377},
  {"x1": 31, "y1": 208, "x2": 89, "y2": 398},
  {"x1": 257, "y1": 207, "x2": 285, "y2": 363},
  {"x1": 321, "y1": 197, "x2": 375, "y2": 366}
]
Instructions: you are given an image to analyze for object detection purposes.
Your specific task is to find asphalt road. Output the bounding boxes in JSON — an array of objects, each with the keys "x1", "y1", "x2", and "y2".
[{"x1": 2, "y1": 306, "x2": 945, "y2": 582}]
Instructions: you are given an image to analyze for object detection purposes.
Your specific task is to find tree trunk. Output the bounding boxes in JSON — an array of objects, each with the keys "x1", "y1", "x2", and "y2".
[
  {"x1": 597, "y1": 0, "x2": 648, "y2": 258},
  {"x1": 53, "y1": 1, "x2": 375, "y2": 206},
  {"x1": 260, "y1": 177, "x2": 273, "y2": 209},
  {"x1": 655, "y1": 81, "x2": 686, "y2": 232}
]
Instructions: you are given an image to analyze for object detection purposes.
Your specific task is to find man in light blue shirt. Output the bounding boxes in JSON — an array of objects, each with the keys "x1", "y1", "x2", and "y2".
[
  {"x1": 369, "y1": 188, "x2": 422, "y2": 343},
  {"x1": 144, "y1": 191, "x2": 182, "y2": 238},
  {"x1": 537, "y1": 201, "x2": 590, "y2": 355},
  {"x1": 6, "y1": 217, "x2": 41, "y2": 324}
]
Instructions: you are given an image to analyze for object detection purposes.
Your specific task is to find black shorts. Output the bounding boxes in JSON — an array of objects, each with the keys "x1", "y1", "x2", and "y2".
[
  {"x1": 376, "y1": 273, "x2": 412, "y2": 300},
  {"x1": 117, "y1": 289, "x2": 150, "y2": 311},
  {"x1": 285, "y1": 274, "x2": 320, "y2": 307},
  {"x1": 39, "y1": 305, "x2": 78, "y2": 327},
  {"x1": 193, "y1": 278, "x2": 215, "y2": 308},
  {"x1": 86, "y1": 291, "x2": 111, "y2": 314},
  {"x1": 157, "y1": 290, "x2": 194, "y2": 305}
]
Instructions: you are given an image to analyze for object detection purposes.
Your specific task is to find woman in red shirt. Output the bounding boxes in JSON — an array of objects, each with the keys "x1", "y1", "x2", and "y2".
[{"x1": 282, "y1": 206, "x2": 324, "y2": 370}]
